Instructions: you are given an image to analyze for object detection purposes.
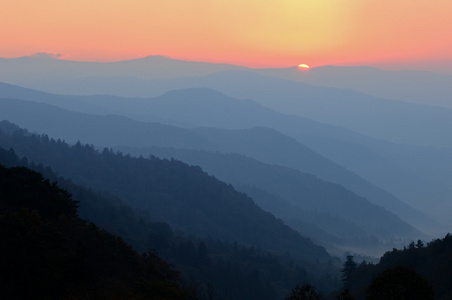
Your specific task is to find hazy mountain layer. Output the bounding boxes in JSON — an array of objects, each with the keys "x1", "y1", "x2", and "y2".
[
  {"x1": 2, "y1": 55, "x2": 451, "y2": 109},
  {"x1": 0, "y1": 97, "x2": 427, "y2": 226},
  {"x1": 118, "y1": 146, "x2": 423, "y2": 256},
  {"x1": 2, "y1": 56, "x2": 452, "y2": 148},
  {"x1": 0, "y1": 55, "x2": 245, "y2": 83},
  {"x1": 2, "y1": 79, "x2": 452, "y2": 224},
  {"x1": 0, "y1": 119, "x2": 422, "y2": 258},
  {"x1": 0, "y1": 98, "x2": 215, "y2": 149},
  {"x1": 2, "y1": 83, "x2": 445, "y2": 223},
  {"x1": 255, "y1": 65, "x2": 452, "y2": 108}
]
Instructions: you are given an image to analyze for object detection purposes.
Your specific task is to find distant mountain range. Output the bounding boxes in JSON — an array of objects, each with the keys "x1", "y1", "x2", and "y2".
[
  {"x1": 1, "y1": 55, "x2": 451, "y2": 109},
  {"x1": 3, "y1": 68, "x2": 452, "y2": 148},
  {"x1": 256, "y1": 65, "x2": 452, "y2": 108},
  {"x1": 0, "y1": 55, "x2": 245, "y2": 82}
]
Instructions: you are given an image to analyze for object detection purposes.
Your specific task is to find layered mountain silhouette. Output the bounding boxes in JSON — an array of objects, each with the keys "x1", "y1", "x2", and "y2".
[
  {"x1": 2, "y1": 55, "x2": 451, "y2": 108},
  {"x1": 1, "y1": 53, "x2": 451, "y2": 299},
  {"x1": 0, "y1": 97, "x2": 420, "y2": 218},
  {"x1": 1, "y1": 83, "x2": 450, "y2": 227},
  {"x1": 0, "y1": 107, "x2": 425, "y2": 257},
  {"x1": 118, "y1": 146, "x2": 422, "y2": 256},
  {"x1": 0, "y1": 121, "x2": 331, "y2": 261},
  {"x1": 254, "y1": 64, "x2": 452, "y2": 108},
  {"x1": 0, "y1": 145, "x2": 339, "y2": 299}
]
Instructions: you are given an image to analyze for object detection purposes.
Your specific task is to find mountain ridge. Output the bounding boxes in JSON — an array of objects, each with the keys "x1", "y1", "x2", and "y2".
[
  {"x1": 0, "y1": 121, "x2": 331, "y2": 261},
  {"x1": 0, "y1": 95, "x2": 440, "y2": 231}
]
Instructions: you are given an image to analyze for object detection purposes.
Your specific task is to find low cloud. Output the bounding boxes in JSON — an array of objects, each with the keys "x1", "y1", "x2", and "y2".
[{"x1": 31, "y1": 52, "x2": 63, "y2": 59}]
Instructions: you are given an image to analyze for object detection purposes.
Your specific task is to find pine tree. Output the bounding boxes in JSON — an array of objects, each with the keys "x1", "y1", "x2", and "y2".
[{"x1": 341, "y1": 255, "x2": 357, "y2": 284}]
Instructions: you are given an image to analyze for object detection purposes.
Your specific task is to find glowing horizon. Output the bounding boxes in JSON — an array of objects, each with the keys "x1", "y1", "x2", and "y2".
[{"x1": 1, "y1": 0, "x2": 452, "y2": 72}]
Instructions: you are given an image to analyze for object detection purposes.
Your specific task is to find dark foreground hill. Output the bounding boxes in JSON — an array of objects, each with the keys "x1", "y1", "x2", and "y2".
[
  {"x1": 0, "y1": 163, "x2": 190, "y2": 299},
  {"x1": 343, "y1": 234, "x2": 452, "y2": 300}
]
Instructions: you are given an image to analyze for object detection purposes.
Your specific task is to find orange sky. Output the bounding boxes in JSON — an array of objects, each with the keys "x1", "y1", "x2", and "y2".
[{"x1": 2, "y1": 0, "x2": 452, "y2": 72}]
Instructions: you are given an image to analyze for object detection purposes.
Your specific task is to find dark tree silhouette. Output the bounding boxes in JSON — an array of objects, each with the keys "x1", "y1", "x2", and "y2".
[
  {"x1": 336, "y1": 289, "x2": 355, "y2": 300},
  {"x1": 0, "y1": 165, "x2": 191, "y2": 299},
  {"x1": 366, "y1": 266, "x2": 434, "y2": 300},
  {"x1": 285, "y1": 283, "x2": 320, "y2": 300},
  {"x1": 415, "y1": 239, "x2": 424, "y2": 248},
  {"x1": 341, "y1": 255, "x2": 357, "y2": 283}
]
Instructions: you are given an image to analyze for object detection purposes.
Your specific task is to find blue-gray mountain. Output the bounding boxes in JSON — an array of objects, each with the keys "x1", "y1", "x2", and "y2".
[
  {"x1": 0, "y1": 144, "x2": 337, "y2": 299},
  {"x1": 2, "y1": 55, "x2": 451, "y2": 108},
  {"x1": 1, "y1": 83, "x2": 449, "y2": 229},
  {"x1": 0, "y1": 121, "x2": 330, "y2": 262},
  {"x1": 117, "y1": 146, "x2": 422, "y2": 256},
  {"x1": 0, "y1": 99, "x2": 425, "y2": 257}
]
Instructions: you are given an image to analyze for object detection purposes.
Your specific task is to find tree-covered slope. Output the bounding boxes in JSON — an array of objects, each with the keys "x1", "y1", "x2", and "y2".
[
  {"x1": 0, "y1": 96, "x2": 425, "y2": 227},
  {"x1": 0, "y1": 146, "x2": 341, "y2": 299},
  {"x1": 342, "y1": 234, "x2": 452, "y2": 299},
  {"x1": 1, "y1": 73, "x2": 450, "y2": 225},
  {"x1": 0, "y1": 121, "x2": 331, "y2": 262},
  {"x1": 0, "y1": 163, "x2": 189, "y2": 299},
  {"x1": 119, "y1": 146, "x2": 421, "y2": 256}
]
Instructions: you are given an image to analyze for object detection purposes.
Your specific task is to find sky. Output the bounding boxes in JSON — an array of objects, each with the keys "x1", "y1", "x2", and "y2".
[{"x1": 2, "y1": 0, "x2": 452, "y2": 72}]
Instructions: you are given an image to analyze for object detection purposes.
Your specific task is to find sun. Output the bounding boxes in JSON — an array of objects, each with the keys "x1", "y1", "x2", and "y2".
[{"x1": 298, "y1": 64, "x2": 310, "y2": 69}]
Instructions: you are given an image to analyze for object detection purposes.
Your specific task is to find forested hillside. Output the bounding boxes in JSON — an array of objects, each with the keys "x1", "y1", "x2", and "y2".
[
  {"x1": 341, "y1": 234, "x2": 452, "y2": 299},
  {"x1": 0, "y1": 163, "x2": 190, "y2": 299},
  {"x1": 119, "y1": 146, "x2": 421, "y2": 256},
  {"x1": 2, "y1": 79, "x2": 450, "y2": 228},
  {"x1": 0, "y1": 122, "x2": 342, "y2": 298},
  {"x1": 0, "y1": 121, "x2": 329, "y2": 260},
  {"x1": 0, "y1": 95, "x2": 429, "y2": 229}
]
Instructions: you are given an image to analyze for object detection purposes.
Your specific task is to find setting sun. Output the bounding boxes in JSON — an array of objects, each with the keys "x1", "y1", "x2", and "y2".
[{"x1": 298, "y1": 64, "x2": 310, "y2": 69}]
